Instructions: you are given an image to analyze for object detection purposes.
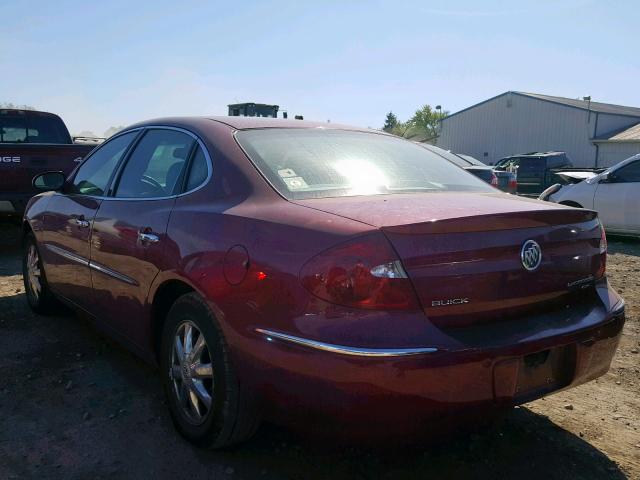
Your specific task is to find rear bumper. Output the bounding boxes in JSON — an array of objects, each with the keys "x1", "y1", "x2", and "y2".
[{"x1": 240, "y1": 284, "x2": 624, "y2": 435}]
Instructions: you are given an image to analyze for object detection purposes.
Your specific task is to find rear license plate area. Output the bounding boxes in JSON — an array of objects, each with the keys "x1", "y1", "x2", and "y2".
[{"x1": 515, "y1": 346, "x2": 574, "y2": 398}]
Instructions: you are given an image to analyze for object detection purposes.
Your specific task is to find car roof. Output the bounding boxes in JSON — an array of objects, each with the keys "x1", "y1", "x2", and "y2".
[
  {"x1": 206, "y1": 116, "x2": 371, "y2": 131},
  {"x1": 126, "y1": 116, "x2": 379, "y2": 133},
  {"x1": 500, "y1": 151, "x2": 566, "y2": 159},
  {"x1": 0, "y1": 108, "x2": 63, "y2": 119},
  {"x1": 418, "y1": 143, "x2": 472, "y2": 167},
  {"x1": 610, "y1": 152, "x2": 640, "y2": 171},
  {"x1": 457, "y1": 154, "x2": 485, "y2": 166}
]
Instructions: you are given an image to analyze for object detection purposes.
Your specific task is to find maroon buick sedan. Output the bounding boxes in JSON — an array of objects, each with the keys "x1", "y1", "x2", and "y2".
[{"x1": 22, "y1": 117, "x2": 625, "y2": 448}]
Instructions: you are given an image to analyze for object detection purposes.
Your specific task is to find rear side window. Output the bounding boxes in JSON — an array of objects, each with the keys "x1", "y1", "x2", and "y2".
[
  {"x1": 236, "y1": 129, "x2": 493, "y2": 200},
  {"x1": 70, "y1": 131, "x2": 138, "y2": 196},
  {"x1": 614, "y1": 160, "x2": 640, "y2": 182},
  {"x1": 498, "y1": 157, "x2": 543, "y2": 175},
  {"x1": 115, "y1": 129, "x2": 195, "y2": 198},
  {"x1": 517, "y1": 158, "x2": 544, "y2": 174},
  {"x1": 0, "y1": 115, "x2": 27, "y2": 142},
  {"x1": 0, "y1": 111, "x2": 71, "y2": 144},
  {"x1": 185, "y1": 146, "x2": 209, "y2": 191}
]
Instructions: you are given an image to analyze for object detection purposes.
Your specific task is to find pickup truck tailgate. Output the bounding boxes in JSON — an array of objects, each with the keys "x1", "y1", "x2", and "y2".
[{"x1": 0, "y1": 144, "x2": 93, "y2": 193}]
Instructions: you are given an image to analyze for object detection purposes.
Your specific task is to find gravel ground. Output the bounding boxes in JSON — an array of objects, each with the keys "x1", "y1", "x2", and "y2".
[{"x1": 0, "y1": 222, "x2": 638, "y2": 479}]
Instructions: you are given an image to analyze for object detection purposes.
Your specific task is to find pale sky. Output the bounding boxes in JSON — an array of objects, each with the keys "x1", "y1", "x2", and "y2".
[{"x1": 1, "y1": 0, "x2": 639, "y2": 136}]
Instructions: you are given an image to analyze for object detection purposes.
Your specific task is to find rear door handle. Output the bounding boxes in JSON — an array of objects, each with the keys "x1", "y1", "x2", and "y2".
[{"x1": 138, "y1": 231, "x2": 160, "y2": 244}]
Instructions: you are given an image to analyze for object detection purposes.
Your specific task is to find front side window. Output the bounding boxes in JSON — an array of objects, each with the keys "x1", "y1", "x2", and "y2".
[
  {"x1": 115, "y1": 129, "x2": 194, "y2": 198},
  {"x1": 70, "y1": 131, "x2": 138, "y2": 196},
  {"x1": 236, "y1": 129, "x2": 493, "y2": 200},
  {"x1": 613, "y1": 160, "x2": 640, "y2": 183}
]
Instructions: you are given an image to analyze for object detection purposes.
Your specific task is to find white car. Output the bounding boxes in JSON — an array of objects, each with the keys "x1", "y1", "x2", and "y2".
[{"x1": 546, "y1": 154, "x2": 640, "y2": 235}]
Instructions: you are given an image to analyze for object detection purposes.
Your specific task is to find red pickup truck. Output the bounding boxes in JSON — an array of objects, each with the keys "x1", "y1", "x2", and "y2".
[{"x1": 0, "y1": 109, "x2": 98, "y2": 217}]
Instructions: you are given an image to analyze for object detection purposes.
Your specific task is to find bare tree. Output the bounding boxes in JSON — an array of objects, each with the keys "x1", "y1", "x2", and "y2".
[
  {"x1": 104, "y1": 126, "x2": 125, "y2": 138},
  {"x1": 0, "y1": 102, "x2": 36, "y2": 110}
]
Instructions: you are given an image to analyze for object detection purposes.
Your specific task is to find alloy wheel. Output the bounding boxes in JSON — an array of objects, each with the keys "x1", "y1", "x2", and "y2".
[
  {"x1": 170, "y1": 320, "x2": 214, "y2": 425},
  {"x1": 26, "y1": 244, "x2": 42, "y2": 301}
]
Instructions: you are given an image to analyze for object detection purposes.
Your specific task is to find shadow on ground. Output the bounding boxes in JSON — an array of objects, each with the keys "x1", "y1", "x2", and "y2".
[
  {"x1": 0, "y1": 297, "x2": 626, "y2": 478},
  {"x1": 608, "y1": 234, "x2": 640, "y2": 257},
  {"x1": 0, "y1": 220, "x2": 22, "y2": 276}
]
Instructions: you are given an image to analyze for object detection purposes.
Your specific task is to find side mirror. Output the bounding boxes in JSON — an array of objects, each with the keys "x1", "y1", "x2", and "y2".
[
  {"x1": 33, "y1": 171, "x2": 66, "y2": 191},
  {"x1": 599, "y1": 172, "x2": 611, "y2": 183}
]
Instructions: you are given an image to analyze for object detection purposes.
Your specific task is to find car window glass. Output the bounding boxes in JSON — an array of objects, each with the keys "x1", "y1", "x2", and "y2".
[
  {"x1": 115, "y1": 129, "x2": 194, "y2": 198},
  {"x1": 517, "y1": 158, "x2": 541, "y2": 174},
  {"x1": 26, "y1": 114, "x2": 71, "y2": 143},
  {"x1": 421, "y1": 144, "x2": 467, "y2": 167},
  {"x1": 185, "y1": 146, "x2": 209, "y2": 191},
  {"x1": 70, "y1": 131, "x2": 138, "y2": 196},
  {"x1": 236, "y1": 129, "x2": 493, "y2": 200},
  {"x1": 614, "y1": 161, "x2": 640, "y2": 182},
  {"x1": 0, "y1": 112, "x2": 71, "y2": 144},
  {"x1": 0, "y1": 115, "x2": 27, "y2": 142}
]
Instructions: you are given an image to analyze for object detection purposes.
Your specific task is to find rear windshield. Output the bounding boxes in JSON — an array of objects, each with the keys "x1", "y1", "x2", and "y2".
[
  {"x1": 418, "y1": 143, "x2": 479, "y2": 168},
  {"x1": 0, "y1": 111, "x2": 71, "y2": 144},
  {"x1": 236, "y1": 129, "x2": 493, "y2": 200}
]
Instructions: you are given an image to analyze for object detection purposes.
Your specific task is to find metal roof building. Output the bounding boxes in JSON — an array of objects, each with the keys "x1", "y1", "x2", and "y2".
[{"x1": 436, "y1": 91, "x2": 640, "y2": 167}]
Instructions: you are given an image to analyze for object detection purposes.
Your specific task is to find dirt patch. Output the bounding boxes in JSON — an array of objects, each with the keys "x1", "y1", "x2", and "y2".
[{"x1": 0, "y1": 223, "x2": 638, "y2": 479}]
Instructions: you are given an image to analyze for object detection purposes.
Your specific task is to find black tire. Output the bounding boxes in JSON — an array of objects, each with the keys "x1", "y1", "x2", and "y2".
[
  {"x1": 22, "y1": 232, "x2": 60, "y2": 315},
  {"x1": 160, "y1": 292, "x2": 260, "y2": 448}
]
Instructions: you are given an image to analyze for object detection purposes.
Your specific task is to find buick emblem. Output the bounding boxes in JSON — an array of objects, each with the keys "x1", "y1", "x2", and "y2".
[{"x1": 521, "y1": 240, "x2": 542, "y2": 271}]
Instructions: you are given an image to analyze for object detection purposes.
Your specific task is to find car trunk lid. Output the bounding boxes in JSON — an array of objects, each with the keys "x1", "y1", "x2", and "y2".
[{"x1": 296, "y1": 193, "x2": 604, "y2": 327}]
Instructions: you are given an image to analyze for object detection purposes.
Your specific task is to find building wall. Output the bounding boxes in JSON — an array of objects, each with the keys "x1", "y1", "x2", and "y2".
[
  {"x1": 437, "y1": 93, "x2": 640, "y2": 167},
  {"x1": 594, "y1": 113, "x2": 639, "y2": 140},
  {"x1": 597, "y1": 142, "x2": 640, "y2": 167}
]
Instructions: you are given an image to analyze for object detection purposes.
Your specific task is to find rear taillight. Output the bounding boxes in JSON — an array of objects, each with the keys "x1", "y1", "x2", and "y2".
[
  {"x1": 596, "y1": 220, "x2": 607, "y2": 278},
  {"x1": 300, "y1": 233, "x2": 420, "y2": 310},
  {"x1": 490, "y1": 173, "x2": 498, "y2": 187}
]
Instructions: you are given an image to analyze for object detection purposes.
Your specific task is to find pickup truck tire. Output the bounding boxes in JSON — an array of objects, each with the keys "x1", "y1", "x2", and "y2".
[
  {"x1": 22, "y1": 232, "x2": 60, "y2": 315},
  {"x1": 160, "y1": 292, "x2": 260, "y2": 448}
]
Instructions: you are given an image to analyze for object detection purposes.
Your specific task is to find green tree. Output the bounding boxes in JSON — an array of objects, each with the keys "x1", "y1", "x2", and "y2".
[
  {"x1": 382, "y1": 111, "x2": 399, "y2": 132},
  {"x1": 390, "y1": 121, "x2": 410, "y2": 137},
  {"x1": 405, "y1": 104, "x2": 448, "y2": 141},
  {"x1": 383, "y1": 104, "x2": 448, "y2": 142}
]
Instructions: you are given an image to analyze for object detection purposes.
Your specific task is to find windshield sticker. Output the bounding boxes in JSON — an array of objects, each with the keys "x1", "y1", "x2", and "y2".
[
  {"x1": 278, "y1": 168, "x2": 298, "y2": 178},
  {"x1": 283, "y1": 176, "x2": 308, "y2": 190}
]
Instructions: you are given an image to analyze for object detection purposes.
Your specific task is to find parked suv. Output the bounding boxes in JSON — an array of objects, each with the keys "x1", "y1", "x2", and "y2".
[
  {"x1": 420, "y1": 144, "x2": 516, "y2": 193},
  {"x1": 494, "y1": 151, "x2": 572, "y2": 196}
]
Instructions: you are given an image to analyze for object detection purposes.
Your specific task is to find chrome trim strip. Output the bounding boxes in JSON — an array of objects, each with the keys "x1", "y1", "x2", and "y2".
[
  {"x1": 44, "y1": 244, "x2": 137, "y2": 286},
  {"x1": 255, "y1": 328, "x2": 438, "y2": 357},
  {"x1": 88, "y1": 261, "x2": 138, "y2": 286},
  {"x1": 612, "y1": 299, "x2": 625, "y2": 315},
  {"x1": 45, "y1": 244, "x2": 89, "y2": 266}
]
